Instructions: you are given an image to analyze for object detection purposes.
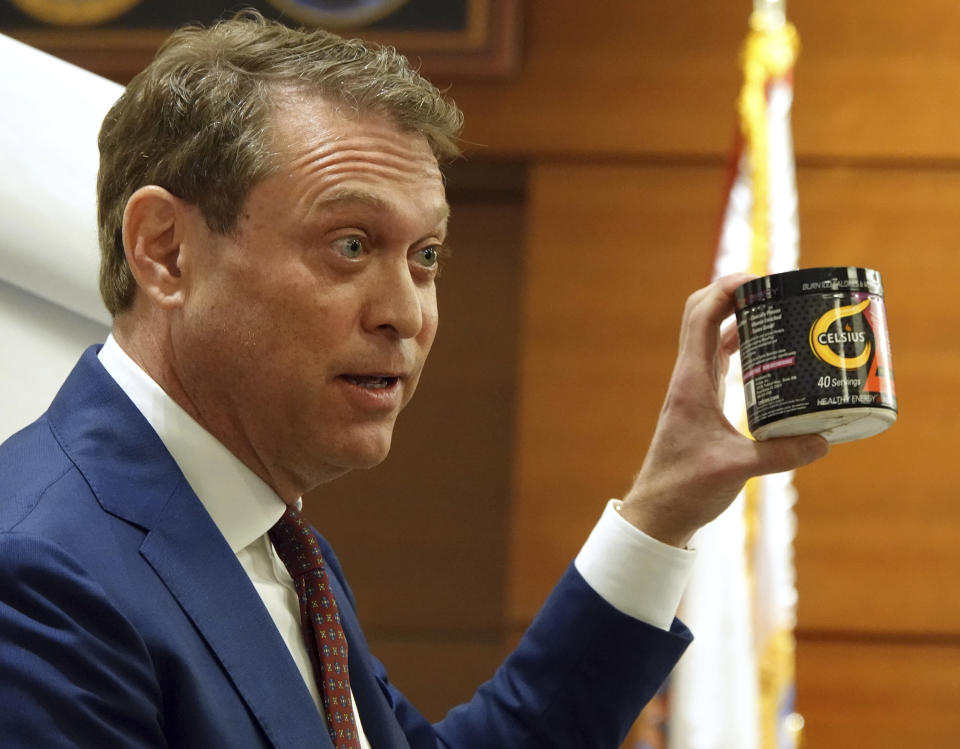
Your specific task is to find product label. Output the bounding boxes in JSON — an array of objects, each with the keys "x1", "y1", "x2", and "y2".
[{"x1": 736, "y1": 291, "x2": 897, "y2": 434}]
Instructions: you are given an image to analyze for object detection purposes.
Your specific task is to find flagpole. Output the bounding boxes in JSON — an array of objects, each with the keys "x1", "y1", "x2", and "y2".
[
  {"x1": 670, "y1": 4, "x2": 802, "y2": 748},
  {"x1": 743, "y1": 7, "x2": 804, "y2": 748}
]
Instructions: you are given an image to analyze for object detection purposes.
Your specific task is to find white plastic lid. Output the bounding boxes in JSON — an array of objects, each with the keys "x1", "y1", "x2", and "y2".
[{"x1": 753, "y1": 407, "x2": 897, "y2": 445}]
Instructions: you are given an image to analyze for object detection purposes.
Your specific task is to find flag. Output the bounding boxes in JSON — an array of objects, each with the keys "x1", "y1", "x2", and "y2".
[{"x1": 668, "y1": 5, "x2": 804, "y2": 749}]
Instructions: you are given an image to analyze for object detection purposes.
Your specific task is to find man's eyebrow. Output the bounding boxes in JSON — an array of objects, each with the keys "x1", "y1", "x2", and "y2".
[
  {"x1": 310, "y1": 189, "x2": 451, "y2": 226},
  {"x1": 311, "y1": 189, "x2": 387, "y2": 213}
]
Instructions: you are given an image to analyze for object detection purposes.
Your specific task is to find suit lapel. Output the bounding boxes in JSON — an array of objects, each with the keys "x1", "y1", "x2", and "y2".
[
  {"x1": 49, "y1": 348, "x2": 333, "y2": 749},
  {"x1": 140, "y1": 482, "x2": 332, "y2": 749}
]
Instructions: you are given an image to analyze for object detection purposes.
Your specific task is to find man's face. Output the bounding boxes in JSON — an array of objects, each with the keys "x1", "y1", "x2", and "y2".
[{"x1": 171, "y1": 94, "x2": 448, "y2": 497}]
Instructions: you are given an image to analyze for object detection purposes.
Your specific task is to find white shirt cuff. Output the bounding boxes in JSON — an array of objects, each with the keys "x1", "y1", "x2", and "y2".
[{"x1": 574, "y1": 499, "x2": 696, "y2": 631}]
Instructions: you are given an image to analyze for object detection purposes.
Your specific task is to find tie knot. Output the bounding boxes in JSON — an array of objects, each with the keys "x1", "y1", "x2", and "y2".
[{"x1": 268, "y1": 505, "x2": 325, "y2": 577}]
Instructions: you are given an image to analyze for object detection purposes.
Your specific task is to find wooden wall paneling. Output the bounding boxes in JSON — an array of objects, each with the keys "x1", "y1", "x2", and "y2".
[
  {"x1": 448, "y1": 0, "x2": 744, "y2": 159},
  {"x1": 10, "y1": 0, "x2": 960, "y2": 161},
  {"x1": 792, "y1": 165, "x2": 960, "y2": 634},
  {"x1": 796, "y1": 638, "x2": 960, "y2": 747},
  {"x1": 789, "y1": 0, "x2": 960, "y2": 160},
  {"x1": 447, "y1": 0, "x2": 960, "y2": 160},
  {"x1": 508, "y1": 161, "x2": 726, "y2": 625}
]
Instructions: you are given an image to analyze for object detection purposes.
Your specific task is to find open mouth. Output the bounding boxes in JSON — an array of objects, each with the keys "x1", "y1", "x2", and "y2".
[{"x1": 342, "y1": 375, "x2": 399, "y2": 390}]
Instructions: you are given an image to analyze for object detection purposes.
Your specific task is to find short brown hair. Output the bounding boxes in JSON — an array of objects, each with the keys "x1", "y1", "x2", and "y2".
[{"x1": 97, "y1": 9, "x2": 463, "y2": 316}]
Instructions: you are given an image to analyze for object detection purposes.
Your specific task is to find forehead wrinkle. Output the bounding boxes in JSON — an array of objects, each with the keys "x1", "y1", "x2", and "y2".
[
  {"x1": 299, "y1": 182, "x2": 450, "y2": 235},
  {"x1": 298, "y1": 150, "x2": 441, "y2": 184},
  {"x1": 286, "y1": 142, "x2": 448, "y2": 222},
  {"x1": 289, "y1": 146, "x2": 444, "y2": 217},
  {"x1": 310, "y1": 187, "x2": 449, "y2": 221},
  {"x1": 286, "y1": 133, "x2": 441, "y2": 180}
]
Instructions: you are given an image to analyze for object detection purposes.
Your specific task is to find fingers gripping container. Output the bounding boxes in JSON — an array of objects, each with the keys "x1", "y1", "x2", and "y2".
[{"x1": 734, "y1": 267, "x2": 897, "y2": 444}]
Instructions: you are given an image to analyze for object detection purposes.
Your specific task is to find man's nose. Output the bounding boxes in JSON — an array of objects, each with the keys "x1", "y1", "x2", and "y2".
[{"x1": 363, "y1": 260, "x2": 424, "y2": 339}]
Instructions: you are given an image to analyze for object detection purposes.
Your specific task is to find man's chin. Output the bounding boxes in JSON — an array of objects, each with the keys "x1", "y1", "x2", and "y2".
[
  {"x1": 298, "y1": 424, "x2": 396, "y2": 485},
  {"x1": 347, "y1": 449, "x2": 391, "y2": 471},
  {"x1": 302, "y1": 447, "x2": 389, "y2": 487},
  {"x1": 337, "y1": 432, "x2": 394, "y2": 471}
]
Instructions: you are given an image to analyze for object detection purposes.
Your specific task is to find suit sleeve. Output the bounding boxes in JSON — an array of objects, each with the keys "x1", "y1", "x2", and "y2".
[
  {"x1": 0, "y1": 533, "x2": 167, "y2": 748},
  {"x1": 366, "y1": 563, "x2": 692, "y2": 749}
]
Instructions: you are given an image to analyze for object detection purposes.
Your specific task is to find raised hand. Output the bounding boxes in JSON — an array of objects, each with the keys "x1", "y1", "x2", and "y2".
[{"x1": 618, "y1": 273, "x2": 829, "y2": 547}]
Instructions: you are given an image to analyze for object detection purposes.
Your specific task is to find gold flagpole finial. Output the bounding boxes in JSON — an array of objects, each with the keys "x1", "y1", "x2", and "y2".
[{"x1": 753, "y1": 0, "x2": 787, "y2": 29}]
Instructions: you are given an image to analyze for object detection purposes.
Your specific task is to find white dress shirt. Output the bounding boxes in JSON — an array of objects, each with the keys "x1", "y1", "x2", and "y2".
[{"x1": 98, "y1": 334, "x2": 695, "y2": 741}]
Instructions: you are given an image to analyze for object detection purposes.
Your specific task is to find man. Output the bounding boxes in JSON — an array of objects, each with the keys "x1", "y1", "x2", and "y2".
[{"x1": 0, "y1": 11, "x2": 828, "y2": 748}]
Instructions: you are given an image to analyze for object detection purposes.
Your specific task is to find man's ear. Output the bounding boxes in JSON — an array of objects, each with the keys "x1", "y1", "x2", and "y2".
[{"x1": 122, "y1": 186, "x2": 191, "y2": 310}]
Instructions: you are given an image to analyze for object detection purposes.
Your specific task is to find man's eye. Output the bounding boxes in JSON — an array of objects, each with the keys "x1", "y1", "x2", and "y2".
[
  {"x1": 414, "y1": 246, "x2": 441, "y2": 268},
  {"x1": 332, "y1": 236, "x2": 365, "y2": 259}
]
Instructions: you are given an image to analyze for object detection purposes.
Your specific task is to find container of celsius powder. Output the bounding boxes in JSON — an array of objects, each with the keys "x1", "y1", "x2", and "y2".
[{"x1": 734, "y1": 267, "x2": 897, "y2": 444}]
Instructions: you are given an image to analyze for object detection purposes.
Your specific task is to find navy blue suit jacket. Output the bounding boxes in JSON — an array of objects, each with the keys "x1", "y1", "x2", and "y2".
[{"x1": 0, "y1": 347, "x2": 692, "y2": 748}]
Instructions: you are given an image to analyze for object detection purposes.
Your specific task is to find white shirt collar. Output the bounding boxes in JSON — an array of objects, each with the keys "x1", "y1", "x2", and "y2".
[{"x1": 98, "y1": 334, "x2": 288, "y2": 553}]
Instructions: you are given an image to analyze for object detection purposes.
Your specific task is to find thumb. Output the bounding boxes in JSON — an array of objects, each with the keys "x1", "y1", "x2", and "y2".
[{"x1": 751, "y1": 433, "x2": 830, "y2": 477}]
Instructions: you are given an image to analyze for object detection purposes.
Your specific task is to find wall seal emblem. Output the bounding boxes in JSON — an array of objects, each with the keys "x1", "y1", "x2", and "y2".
[
  {"x1": 264, "y1": 0, "x2": 410, "y2": 29},
  {"x1": 8, "y1": 0, "x2": 141, "y2": 26}
]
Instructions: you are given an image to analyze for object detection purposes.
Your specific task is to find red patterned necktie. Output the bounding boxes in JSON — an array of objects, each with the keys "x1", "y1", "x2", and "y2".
[{"x1": 269, "y1": 506, "x2": 361, "y2": 749}]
